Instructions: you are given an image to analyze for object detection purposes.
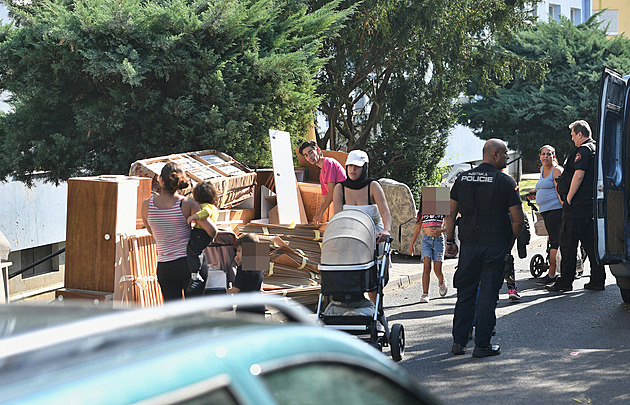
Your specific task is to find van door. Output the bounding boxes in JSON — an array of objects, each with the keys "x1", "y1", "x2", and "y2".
[{"x1": 595, "y1": 67, "x2": 628, "y2": 264}]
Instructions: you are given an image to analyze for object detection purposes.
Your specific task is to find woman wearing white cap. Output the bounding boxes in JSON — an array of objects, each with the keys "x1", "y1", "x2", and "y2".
[{"x1": 332, "y1": 150, "x2": 392, "y2": 305}]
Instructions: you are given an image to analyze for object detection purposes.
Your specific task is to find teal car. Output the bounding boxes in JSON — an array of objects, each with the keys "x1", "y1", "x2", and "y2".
[{"x1": 0, "y1": 295, "x2": 440, "y2": 404}]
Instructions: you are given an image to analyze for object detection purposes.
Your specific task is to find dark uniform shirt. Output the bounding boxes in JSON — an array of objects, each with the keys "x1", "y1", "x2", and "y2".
[
  {"x1": 233, "y1": 265, "x2": 264, "y2": 292},
  {"x1": 450, "y1": 163, "x2": 521, "y2": 245},
  {"x1": 563, "y1": 139, "x2": 596, "y2": 218}
]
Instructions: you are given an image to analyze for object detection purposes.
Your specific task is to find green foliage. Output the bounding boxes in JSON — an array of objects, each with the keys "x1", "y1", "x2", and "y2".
[
  {"x1": 312, "y1": 0, "x2": 546, "y2": 198},
  {"x1": 460, "y1": 15, "x2": 630, "y2": 168},
  {"x1": 0, "y1": 0, "x2": 349, "y2": 183}
]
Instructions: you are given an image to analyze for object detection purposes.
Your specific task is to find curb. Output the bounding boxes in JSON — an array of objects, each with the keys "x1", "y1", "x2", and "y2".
[{"x1": 385, "y1": 272, "x2": 423, "y2": 292}]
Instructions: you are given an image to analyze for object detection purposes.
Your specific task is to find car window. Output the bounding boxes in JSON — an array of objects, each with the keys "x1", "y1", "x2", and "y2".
[
  {"x1": 177, "y1": 387, "x2": 239, "y2": 405},
  {"x1": 137, "y1": 375, "x2": 241, "y2": 405},
  {"x1": 261, "y1": 363, "x2": 431, "y2": 405}
]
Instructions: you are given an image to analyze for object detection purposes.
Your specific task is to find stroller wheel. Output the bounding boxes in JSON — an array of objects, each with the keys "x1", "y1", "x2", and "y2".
[
  {"x1": 369, "y1": 340, "x2": 383, "y2": 352},
  {"x1": 390, "y1": 324, "x2": 405, "y2": 362},
  {"x1": 529, "y1": 254, "x2": 546, "y2": 278}
]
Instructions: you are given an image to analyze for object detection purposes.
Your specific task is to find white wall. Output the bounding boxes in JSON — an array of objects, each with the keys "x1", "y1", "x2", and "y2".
[
  {"x1": 0, "y1": 178, "x2": 67, "y2": 252},
  {"x1": 441, "y1": 125, "x2": 486, "y2": 166}
]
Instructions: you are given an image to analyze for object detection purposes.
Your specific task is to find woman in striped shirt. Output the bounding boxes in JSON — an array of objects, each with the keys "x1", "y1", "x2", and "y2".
[{"x1": 141, "y1": 162, "x2": 217, "y2": 301}]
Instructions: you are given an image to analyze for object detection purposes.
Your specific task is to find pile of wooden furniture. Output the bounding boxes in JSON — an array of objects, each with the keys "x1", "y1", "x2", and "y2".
[{"x1": 58, "y1": 146, "x2": 343, "y2": 308}]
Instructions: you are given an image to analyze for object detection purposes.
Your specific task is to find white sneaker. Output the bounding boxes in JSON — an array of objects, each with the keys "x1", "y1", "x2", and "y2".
[
  {"x1": 420, "y1": 293, "x2": 429, "y2": 303},
  {"x1": 439, "y1": 283, "x2": 448, "y2": 297}
]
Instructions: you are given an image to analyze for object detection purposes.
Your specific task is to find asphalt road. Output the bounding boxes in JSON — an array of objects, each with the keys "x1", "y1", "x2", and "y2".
[{"x1": 382, "y1": 239, "x2": 630, "y2": 404}]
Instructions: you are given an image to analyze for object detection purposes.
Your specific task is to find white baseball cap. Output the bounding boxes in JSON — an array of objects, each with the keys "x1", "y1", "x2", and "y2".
[{"x1": 345, "y1": 150, "x2": 369, "y2": 167}]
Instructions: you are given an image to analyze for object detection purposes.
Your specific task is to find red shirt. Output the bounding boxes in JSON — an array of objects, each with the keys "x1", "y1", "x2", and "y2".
[{"x1": 319, "y1": 157, "x2": 346, "y2": 195}]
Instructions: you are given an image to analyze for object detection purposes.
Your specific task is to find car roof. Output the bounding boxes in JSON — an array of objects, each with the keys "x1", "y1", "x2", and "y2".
[{"x1": 0, "y1": 295, "x2": 428, "y2": 404}]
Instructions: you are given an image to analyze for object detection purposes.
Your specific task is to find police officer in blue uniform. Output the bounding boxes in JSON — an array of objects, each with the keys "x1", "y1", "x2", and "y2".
[
  {"x1": 546, "y1": 120, "x2": 606, "y2": 292},
  {"x1": 445, "y1": 139, "x2": 524, "y2": 357}
]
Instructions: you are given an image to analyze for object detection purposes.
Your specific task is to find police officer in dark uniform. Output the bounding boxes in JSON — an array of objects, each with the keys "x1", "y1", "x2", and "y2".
[
  {"x1": 546, "y1": 120, "x2": 606, "y2": 292},
  {"x1": 445, "y1": 139, "x2": 524, "y2": 358}
]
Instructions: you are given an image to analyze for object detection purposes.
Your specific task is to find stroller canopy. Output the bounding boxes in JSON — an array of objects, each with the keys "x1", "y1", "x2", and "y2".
[{"x1": 321, "y1": 209, "x2": 376, "y2": 266}]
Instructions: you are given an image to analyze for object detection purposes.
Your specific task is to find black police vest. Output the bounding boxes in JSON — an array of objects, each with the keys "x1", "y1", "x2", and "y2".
[
  {"x1": 563, "y1": 140, "x2": 596, "y2": 204},
  {"x1": 457, "y1": 168, "x2": 512, "y2": 245}
]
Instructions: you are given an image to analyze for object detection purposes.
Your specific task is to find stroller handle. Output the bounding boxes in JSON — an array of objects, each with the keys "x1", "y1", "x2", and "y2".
[{"x1": 526, "y1": 199, "x2": 539, "y2": 212}]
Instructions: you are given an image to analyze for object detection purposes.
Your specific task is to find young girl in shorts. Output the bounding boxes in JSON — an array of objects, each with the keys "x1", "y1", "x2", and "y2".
[{"x1": 409, "y1": 196, "x2": 447, "y2": 303}]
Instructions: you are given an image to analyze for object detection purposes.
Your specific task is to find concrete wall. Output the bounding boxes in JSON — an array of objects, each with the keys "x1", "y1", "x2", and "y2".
[
  {"x1": 0, "y1": 177, "x2": 67, "y2": 251},
  {"x1": 0, "y1": 177, "x2": 67, "y2": 301}
]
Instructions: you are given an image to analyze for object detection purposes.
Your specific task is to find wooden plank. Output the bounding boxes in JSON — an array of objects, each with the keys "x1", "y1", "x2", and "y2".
[
  {"x1": 56, "y1": 288, "x2": 113, "y2": 303},
  {"x1": 298, "y1": 182, "x2": 333, "y2": 223},
  {"x1": 135, "y1": 177, "x2": 152, "y2": 229},
  {"x1": 295, "y1": 178, "x2": 308, "y2": 224},
  {"x1": 269, "y1": 129, "x2": 302, "y2": 224}
]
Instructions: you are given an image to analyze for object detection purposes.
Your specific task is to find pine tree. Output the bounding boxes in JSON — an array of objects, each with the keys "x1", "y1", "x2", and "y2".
[
  {"x1": 0, "y1": 0, "x2": 349, "y2": 183},
  {"x1": 460, "y1": 15, "x2": 630, "y2": 168}
]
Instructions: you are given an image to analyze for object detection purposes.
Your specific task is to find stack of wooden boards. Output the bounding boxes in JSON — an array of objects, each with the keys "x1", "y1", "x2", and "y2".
[
  {"x1": 239, "y1": 223, "x2": 324, "y2": 306},
  {"x1": 117, "y1": 230, "x2": 164, "y2": 306}
]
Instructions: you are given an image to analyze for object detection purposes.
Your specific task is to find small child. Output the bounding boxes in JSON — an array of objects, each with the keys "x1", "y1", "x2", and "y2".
[
  {"x1": 186, "y1": 181, "x2": 219, "y2": 296},
  {"x1": 409, "y1": 196, "x2": 447, "y2": 303},
  {"x1": 227, "y1": 233, "x2": 264, "y2": 294},
  {"x1": 228, "y1": 233, "x2": 265, "y2": 315}
]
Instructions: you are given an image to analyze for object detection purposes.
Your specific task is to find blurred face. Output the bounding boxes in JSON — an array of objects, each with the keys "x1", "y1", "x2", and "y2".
[
  {"x1": 571, "y1": 128, "x2": 581, "y2": 147},
  {"x1": 301, "y1": 146, "x2": 322, "y2": 165},
  {"x1": 540, "y1": 148, "x2": 554, "y2": 166},
  {"x1": 235, "y1": 245, "x2": 242, "y2": 266},
  {"x1": 347, "y1": 164, "x2": 363, "y2": 180},
  {"x1": 496, "y1": 146, "x2": 509, "y2": 170}
]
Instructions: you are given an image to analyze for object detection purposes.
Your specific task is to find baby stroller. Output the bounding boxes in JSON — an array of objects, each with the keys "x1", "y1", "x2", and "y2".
[
  {"x1": 315, "y1": 209, "x2": 405, "y2": 362},
  {"x1": 527, "y1": 199, "x2": 585, "y2": 278}
]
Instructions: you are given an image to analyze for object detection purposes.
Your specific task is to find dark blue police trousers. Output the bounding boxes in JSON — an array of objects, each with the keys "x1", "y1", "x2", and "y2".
[{"x1": 452, "y1": 243, "x2": 510, "y2": 348}]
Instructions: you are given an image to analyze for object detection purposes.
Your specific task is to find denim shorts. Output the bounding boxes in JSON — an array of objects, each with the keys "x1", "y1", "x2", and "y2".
[{"x1": 421, "y1": 234, "x2": 444, "y2": 262}]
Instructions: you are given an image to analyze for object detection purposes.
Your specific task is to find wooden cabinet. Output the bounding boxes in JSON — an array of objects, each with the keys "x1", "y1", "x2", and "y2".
[{"x1": 64, "y1": 176, "x2": 151, "y2": 293}]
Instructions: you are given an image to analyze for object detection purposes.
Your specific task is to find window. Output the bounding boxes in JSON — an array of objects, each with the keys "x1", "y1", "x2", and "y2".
[
  {"x1": 141, "y1": 375, "x2": 241, "y2": 405},
  {"x1": 549, "y1": 4, "x2": 561, "y2": 22},
  {"x1": 20, "y1": 244, "x2": 57, "y2": 279},
  {"x1": 599, "y1": 10, "x2": 619, "y2": 35},
  {"x1": 262, "y1": 363, "x2": 432, "y2": 405},
  {"x1": 571, "y1": 8, "x2": 581, "y2": 25}
]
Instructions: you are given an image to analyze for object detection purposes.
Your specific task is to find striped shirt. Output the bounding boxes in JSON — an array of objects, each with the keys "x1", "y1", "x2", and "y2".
[
  {"x1": 147, "y1": 196, "x2": 191, "y2": 262},
  {"x1": 416, "y1": 211, "x2": 445, "y2": 228}
]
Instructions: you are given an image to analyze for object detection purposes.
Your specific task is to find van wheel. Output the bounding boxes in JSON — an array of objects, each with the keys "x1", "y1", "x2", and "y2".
[{"x1": 620, "y1": 288, "x2": 630, "y2": 303}]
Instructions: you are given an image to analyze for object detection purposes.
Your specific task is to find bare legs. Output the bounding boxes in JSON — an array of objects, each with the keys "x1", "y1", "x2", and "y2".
[
  {"x1": 548, "y1": 248, "x2": 558, "y2": 277},
  {"x1": 423, "y1": 257, "x2": 445, "y2": 294}
]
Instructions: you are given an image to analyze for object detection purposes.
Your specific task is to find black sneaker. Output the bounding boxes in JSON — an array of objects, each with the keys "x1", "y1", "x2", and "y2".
[
  {"x1": 584, "y1": 283, "x2": 605, "y2": 291},
  {"x1": 536, "y1": 274, "x2": 558, "y2": 286},
  {"x1": 472, "y1": 344, "x2": 501, "y2": 358},
  {"x1": 452, "y1": 343, "x2": 466, "y2": 355},
  {"x1": 545, "y1": 283, "x2": 572, "y2": 292}
]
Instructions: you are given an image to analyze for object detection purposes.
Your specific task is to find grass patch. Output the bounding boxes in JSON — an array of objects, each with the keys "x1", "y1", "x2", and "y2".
[{"x1": 519, "y1": 179, "x2": 537, "y2": 213}]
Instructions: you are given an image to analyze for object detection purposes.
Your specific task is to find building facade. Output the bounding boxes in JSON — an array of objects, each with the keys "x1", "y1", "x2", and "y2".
[
  {"x1": 593, "y1": 0, "x2": 630, "y2": 36},
  {"x1": 536, "y1": 1, "x2": 592, "y2": 24}
]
